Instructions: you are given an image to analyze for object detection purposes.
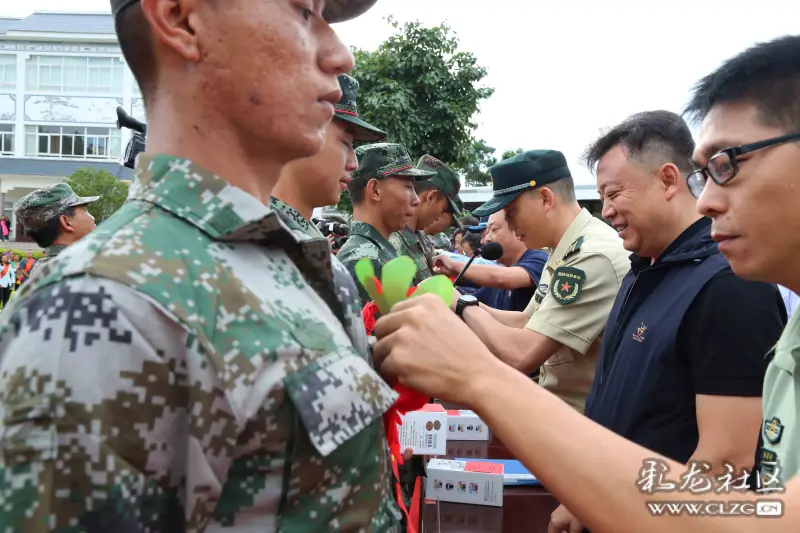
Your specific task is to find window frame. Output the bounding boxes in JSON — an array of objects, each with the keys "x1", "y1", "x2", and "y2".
[
  {"x1": 25, "y1": 54, "x2": 125, "y2": 95},
  {"x1": 25, "y1": 124, "x2": 121, "y2": 160}
]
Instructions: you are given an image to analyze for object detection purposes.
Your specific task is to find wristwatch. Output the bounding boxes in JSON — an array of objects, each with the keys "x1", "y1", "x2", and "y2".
[{"x1": 455, "y1": 294, "x2": 480, "y2": 319}]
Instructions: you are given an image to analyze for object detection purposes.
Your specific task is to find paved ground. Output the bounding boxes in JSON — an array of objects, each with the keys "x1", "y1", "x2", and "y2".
[{"x1": 0, "y1": 241, "x2": 42, "y2": 252}]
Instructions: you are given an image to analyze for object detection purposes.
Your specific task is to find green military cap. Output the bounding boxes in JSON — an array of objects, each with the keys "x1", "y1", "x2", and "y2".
[
  {"x1": 417, "y1": 155, "x2": 463, "y2": 216},
  {"x1": 472, "y1": 149, "x2": 571, "y2": 217},
  {"x1": 13, "y1": 183, "x2": 99, "y2": 232},
  {"x1": 349, "y1": 143, "x2": 435, "y2": 190},
  {"x1": 110, "y1": 0, "x2": 378, "y2": 23},
  {"x1": 335, "y1": 75, "x2": 387, "y2": 142}
]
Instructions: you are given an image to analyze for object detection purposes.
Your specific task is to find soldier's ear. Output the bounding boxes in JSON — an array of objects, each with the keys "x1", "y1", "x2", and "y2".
[
  {"x1": 366, "y1": 178, "x2": 381, "y2": 201},
  {"x1": 58, "y1": 214, "x2": 74, "y2": 233}
]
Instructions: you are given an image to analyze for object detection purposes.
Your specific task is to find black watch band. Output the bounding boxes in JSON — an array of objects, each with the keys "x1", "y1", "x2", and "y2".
[{"x1": 455, "y1": 295, "x2": 479, "y2": 319}]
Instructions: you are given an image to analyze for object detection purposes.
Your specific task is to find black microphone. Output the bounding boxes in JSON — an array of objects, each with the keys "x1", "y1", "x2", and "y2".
[{"x1": 453, "y1": 242, "x2": 503, "y2": 286}]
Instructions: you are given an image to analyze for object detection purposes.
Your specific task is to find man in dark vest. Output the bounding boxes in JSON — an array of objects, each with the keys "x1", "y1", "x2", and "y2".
[{"x1": 549, "y1": 110, "x2": 787, "y2": 533}]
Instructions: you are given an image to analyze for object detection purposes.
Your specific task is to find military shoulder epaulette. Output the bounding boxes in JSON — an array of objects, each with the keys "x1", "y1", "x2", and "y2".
[{"x1": 563, "y1": 236, "x2": 584, "y2": 260}]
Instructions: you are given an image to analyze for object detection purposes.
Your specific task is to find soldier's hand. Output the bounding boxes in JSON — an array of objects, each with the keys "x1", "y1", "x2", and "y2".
[
  {"x1": 549, "y1": 504, "x2": 583, "y2": 533},
  {"x1": 373, "y1": 294, "x2": 501, "y2": 406}
]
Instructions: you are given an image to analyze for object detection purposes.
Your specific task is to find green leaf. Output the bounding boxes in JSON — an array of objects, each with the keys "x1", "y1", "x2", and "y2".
[
  {"x1": 413, "y1": 275, "x2": 455, "y2": 306},
  {"x1": 380, "y1": 256, "x2": 417, "y2": 308}
]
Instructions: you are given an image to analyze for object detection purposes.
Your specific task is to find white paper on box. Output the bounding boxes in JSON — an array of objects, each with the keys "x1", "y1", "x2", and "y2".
[
  {"x1": 398, "y1": 403, "x2": 448, "y2": 455},
  {"x1": 426, "y1": 458, "x2": 504, "y2": 507},
  {"x1": 446, "y1": 409, "x2": 489, "y2": 441}
]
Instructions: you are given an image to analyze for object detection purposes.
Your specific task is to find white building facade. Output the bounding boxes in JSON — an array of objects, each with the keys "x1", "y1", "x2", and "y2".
[
  {"x1": 0, "y1": 11, "x2": 602, "y2": 240},
  {"x1": 0, "y1": 12, "x2": 138, "y2": 241}
]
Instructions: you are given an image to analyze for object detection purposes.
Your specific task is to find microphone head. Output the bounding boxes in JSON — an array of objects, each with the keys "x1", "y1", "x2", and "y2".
[{"x1": 478, "y1": 242, "x2": 503, "y2": 261}]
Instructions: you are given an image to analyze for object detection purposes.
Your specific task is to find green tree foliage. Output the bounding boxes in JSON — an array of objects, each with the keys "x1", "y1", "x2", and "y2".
[
  {"x1": 337, "y1": 18, "x2": 494, "y2": 212},
  {"x1": 67, "y1": 168, "x2": 129, "y2": 223},
  {"x1": 460, "y1": 139, "x2": 497, "y2": 186},
  {"x1": 501, "y1": 148, "x2": 524, "y2": 160}
]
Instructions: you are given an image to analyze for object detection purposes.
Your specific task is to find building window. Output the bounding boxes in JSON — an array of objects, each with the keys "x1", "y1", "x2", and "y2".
[
  {"x1": 25, "y1": 125, "x2": 121, "y2": 159},
  {"x1": 26, "y1": 56, "x2": 124, "y2": 94},
  {"x1": 0, "y1": 124, "x2": 13, "y2": 155},
  {"x1": 0, "y1": 55, "x2": 15, "y2": 93}
]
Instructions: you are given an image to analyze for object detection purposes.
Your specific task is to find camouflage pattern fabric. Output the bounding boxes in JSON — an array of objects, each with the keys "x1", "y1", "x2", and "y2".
[
  {"x1": 337, "y1": 221, "x2": 399, "y2": 307},
  {"x1": 0, "y1": 154, "x2": 402, "y2": 533},
  {"x1": 27, "y1": 244, "x2": 67, "y2": 279},
  {"x1": 427, "y1": 232, "x2": 452, "y2": 251},
  {"x1": 389, "y1": 227, "x2": 434, "y2": 286},
  {"x1": 269, "y1": 196, "x2": 326, "y2": 240},
  {"x1": 334, "y1": 75, "x2": 387, "y2": 142},
  {"x1": 349, "y1": 144, "x2": 435, "y2": 191},
  {"x1": 416, "y1": 155, "x2": 462, "y2": 216},
  {"x1": 13, "y1": 183, "x2": 98, "y2": 231}
]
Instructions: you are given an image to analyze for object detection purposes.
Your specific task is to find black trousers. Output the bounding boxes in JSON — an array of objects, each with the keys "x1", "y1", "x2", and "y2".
[{"x1": 0, "y1": 286, "x2": 11, "y2": 308}]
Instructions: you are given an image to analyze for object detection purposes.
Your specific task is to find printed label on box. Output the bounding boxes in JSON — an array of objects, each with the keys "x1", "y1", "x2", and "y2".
[
  {"x1": 398, "y1": 404, "x2": 448, "y2": 455},
  {"x1": 446, "y1": 409, "x2": 489, "y2": 441},
  {"x1": 426, "y1": 458, "x2": 504, "y2": 507}
]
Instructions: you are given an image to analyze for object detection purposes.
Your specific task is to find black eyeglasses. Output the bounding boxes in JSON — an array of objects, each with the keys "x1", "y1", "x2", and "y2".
[{"x1": 686, "y1": 131, "x2": 800, "y2": 198}]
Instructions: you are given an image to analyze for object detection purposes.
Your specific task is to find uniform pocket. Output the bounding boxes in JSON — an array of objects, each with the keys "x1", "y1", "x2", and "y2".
[
  {"x1": 543, "y1": 348, "x2": 575, "y2": 366},
  {"x1": 0, "y1": 392, "x2": 57, "y2": 465},
  {"x1": 283, "y1": 346, "x2": 398, "y2": 457}
]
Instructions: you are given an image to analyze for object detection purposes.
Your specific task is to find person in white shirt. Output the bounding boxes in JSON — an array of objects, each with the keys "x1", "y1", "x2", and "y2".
[
  {"x1": 0, "y1": 253, "x2": 16, "y2": 308},
  {"x1": 779, "y1": 285, "x2": 799, "y2": 318}
]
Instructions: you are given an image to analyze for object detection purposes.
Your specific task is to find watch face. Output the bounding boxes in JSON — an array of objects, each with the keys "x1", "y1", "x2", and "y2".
[{"x1": 461, "y1": 295, "x2": 479, "y2": 305}]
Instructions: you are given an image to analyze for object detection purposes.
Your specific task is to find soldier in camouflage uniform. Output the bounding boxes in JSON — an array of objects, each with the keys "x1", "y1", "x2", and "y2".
[
  {"x1": 0, "y1": 0, "x2": 404, "y2": 532},
  {"x1": 389, "y1": 155, "x2": 463, "y2": 284},
  {"x1": 338, "y1": 144, "x2": 435, "y2": 306},
  {"x1": 423, "y1": 197, "x2": 464, "y2": 251},
  {"x1": 12, "y1": 183, "x2": 98, "y2": 277},
  {"x1": 271, "y1": 73, "x2": 386, "y2": 239}
]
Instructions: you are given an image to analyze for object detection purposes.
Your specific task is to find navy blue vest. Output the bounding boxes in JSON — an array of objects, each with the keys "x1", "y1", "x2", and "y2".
[{"x1": 585, "y1": 219, "x2": 729, "y2": 463}]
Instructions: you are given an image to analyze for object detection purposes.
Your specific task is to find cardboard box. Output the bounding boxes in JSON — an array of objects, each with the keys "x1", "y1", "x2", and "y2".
[
  {"x1": 446, "y1": 409, "x2": 489, "y2": 441},
  {"x1": 423, "y1": 500, "x2": 503, "y2": 532},
  {"x1": 426, "y1": 458, "x2": 504, "y2": 507},
  {"x1": 446, "y1": 439, "x2": 489, "y2": 459},
  {"x1": 399, "y1": 403, "x2": 448, "y2": 455}
]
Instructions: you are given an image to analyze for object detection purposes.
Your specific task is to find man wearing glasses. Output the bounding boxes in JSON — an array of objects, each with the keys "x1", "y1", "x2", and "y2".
[
  {"x1": 686, "y1": 36, "x2": 800, "y2": 493},
  {"x1": 371, "y1": 35, "x2": 800, "y2": 532},
  {"x1": 550, "y1": 110, "x2": 786, "y2": 533}
]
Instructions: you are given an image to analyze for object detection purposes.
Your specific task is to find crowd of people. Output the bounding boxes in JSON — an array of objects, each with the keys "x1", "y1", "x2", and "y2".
[{"x1": 0, "y1": 0, "x2": 798, "y2": 532}]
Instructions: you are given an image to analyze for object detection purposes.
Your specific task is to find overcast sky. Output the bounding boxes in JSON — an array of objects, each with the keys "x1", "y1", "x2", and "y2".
[{"x1": 3, "y1": 1, "x2": 797, "y2": 184}]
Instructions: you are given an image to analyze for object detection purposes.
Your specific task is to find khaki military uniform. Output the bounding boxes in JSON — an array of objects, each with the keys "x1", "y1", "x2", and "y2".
[
  {"x1": 760, "y1": 310, "x2": 800, "y2": 490},
  {"x1": 523, "y1": 208, "x2": 630, "y2": 412},
  {"x1": 0, "y1": 154, "x2": 401, "y2": 532},
  {"x1": 389, "y1": 226, "x2": 435, "y2": 286}
]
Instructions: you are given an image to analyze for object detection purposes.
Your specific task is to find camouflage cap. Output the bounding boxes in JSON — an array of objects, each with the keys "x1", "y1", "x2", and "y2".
[
  {"x1": 348, "y1": 143, "x2": 435, "y2": 191},
  {"x1": 13, "y1": 183, "x2": 99, "y2": 231},
  {"x1": 110, "y1": 0, "x2": 378, "y2": 23},
  {"x1": 417, "y1": 155, "x2": 463, "y2": 216},
  {"x1": 335, "y1": 75, "x2": 387, "y2": 142}
]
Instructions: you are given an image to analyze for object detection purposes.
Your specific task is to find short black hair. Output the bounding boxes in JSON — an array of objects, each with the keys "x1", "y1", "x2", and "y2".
[
  {"x1": 684, "y1": 35, "x2": 800, "y2": 131},
  {"x1": 349, "y1": 187, "x2": 365, "y2": 205},
  {"x1": 28, "y1": 207, "x2": 75, "y2": 248},
  {"x1": 414, "y1": 180, "x2": 442, "y2": 202},
  {"x1": 116, "y1": 4, "x2": 157, "y2": 105},
  {"x1": 582, "y1": 110, "x2": 696, "y2": 175},
  {"x1": 461, "y1": 232, "x2": 482, "y2": 252},
  {"x1": 459, "y1": 215, "x2": 479, "y2": 227},
  {"x1": 544, "y1": 176, "x2": 576, "y2": 202}
]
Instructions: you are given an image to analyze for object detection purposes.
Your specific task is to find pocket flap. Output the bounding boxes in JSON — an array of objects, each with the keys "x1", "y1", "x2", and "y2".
[
  {"x1": 283, "y1": 347, "x2": 398, "y2": 457},
  {"x1": 544, "y1": 347, "x2": 575, "y2": 366}
]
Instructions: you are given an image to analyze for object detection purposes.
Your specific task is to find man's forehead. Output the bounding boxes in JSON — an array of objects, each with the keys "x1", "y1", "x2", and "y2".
[{"x1": 692, "y1": 101, "x2": 773, "y2": 165}]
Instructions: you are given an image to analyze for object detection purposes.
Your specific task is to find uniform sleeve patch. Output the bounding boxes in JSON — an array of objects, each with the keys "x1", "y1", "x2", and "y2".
[{"x1": 550, "y1": 266, "x2": 586, "y2": 305}]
